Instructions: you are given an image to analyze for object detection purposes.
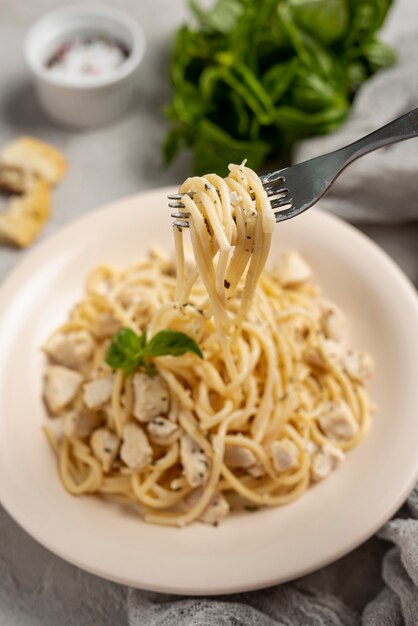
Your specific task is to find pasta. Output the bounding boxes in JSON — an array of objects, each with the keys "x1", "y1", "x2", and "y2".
[{"x1": 42, "y1": 163, "x2": 375, "y2": 527}]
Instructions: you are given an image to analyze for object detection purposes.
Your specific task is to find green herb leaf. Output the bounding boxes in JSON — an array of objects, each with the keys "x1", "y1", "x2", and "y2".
[
  {"x1": 143, "y1": 329, "x2": 204, "y2": 359},
  {"x1": 193, "y1": 119, "x2": 270, "y2": 176},
  {"x1": 290, "y1": 0, "x2": 349, "y2": 46},
  {"x1": 189, "y1": 0, "x2": 243, "y2": 34},
  {"x1": 138, "y1": 328, "x2": 148, "y2": 350},
  {"x1": 105, "y1": 328, "x2": 143, "y2": 375},
  {"x1": 105, "y1": 327, "x2": 203, "y2": 376}
]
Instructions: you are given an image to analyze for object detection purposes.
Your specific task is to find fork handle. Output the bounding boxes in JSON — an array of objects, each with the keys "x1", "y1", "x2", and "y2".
[{"x1": 335, "y1": 107, "x2": 418, "y2": 167}]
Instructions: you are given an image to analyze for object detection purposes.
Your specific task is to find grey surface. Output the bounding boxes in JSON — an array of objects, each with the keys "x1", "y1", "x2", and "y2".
[
  {"x1": 127, "y1": 483, "x2": 418, "y2": 625},
  {"x1": 0, "y1": 1, "x2": 417, "y2": 625}
]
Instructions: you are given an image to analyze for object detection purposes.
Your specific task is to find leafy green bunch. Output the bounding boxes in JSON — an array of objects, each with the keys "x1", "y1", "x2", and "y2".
[{"x1": 164, "y1": 0, "x2": 395, "y2": 174}]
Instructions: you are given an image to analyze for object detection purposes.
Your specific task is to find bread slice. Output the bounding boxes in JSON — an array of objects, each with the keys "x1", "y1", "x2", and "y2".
[
  {"x1": 0, "y1": 178, "x2": 51, "y2": 247},
  {"x1": 0, "y1": 136, "x2": 67, "y2": 193}
]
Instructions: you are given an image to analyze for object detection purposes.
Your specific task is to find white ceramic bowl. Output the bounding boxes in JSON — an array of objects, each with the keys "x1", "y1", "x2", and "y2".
[
  {"x1": 24, "y1": 4, "x2": 146, "y2": 127},
  {"x1": 0, "y1": 188, "x2": 417, "y2": 594}
]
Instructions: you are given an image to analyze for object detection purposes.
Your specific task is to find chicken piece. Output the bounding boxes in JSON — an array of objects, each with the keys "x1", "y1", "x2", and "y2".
[
  {"x1": 304, "y1": 339, "x2": 343, "y2": 369},
  {"x1": 186, "y1": 489, "x2": 230, "y2": 525},
  {"x1": 271, "y1": 438, "x2": 299, "y2": 472},
  {"x1": 146, "y1": 417, "x2": 179, "y2": 446},
  {"x1": 90, "y1": 428, "x2": 120, "y2": 472},
  {"x1": 246, "y1": 463, "x2": 266, "y2": 478},
  {"x1": 180, "y1": 434, "x2": 210, "y2": 488},
  {"x1": 292, "y1": 319, "x2": 310, "y2": 343},
  {"x1": 149, "y1": 246, "x2": 176, "y2": 276},
  {"x1": 132, "y1": 373, "x2": 170, "y2": 422},
  {"x1": 276, "y1": 250, "x2": 313, "y2": 287},
  {"x1": 120, "y1": 422, "x2": 153, "y2": 470},
  {"x1": 224, "y1": 445, "x2": 257, "y2": 469},
  {"x1": 92, "y1": 311, "x2": 119, "y2": 338},
  {"x1": 200, "y1": 492, "x2": 230, "y2": 525},
  {"x1": 318, "y1": 298, "x2": 346, "y2": 342},
  {"x1": 230, "y1": 190, "x2": 242, "y2": 206},
  {"x1": 294, "y1": 362, "x2": 310, "y2": 382},
  {"x1": 304, "y1": 440, "x2": 317, "y2": 456},
  {"x1": 318, "y1": 400, "x2": 359, "y2": 441},
  {"x1": 83, "y1": 375, "x2": 114, "y2": 410},
  {"x1": 118, "y1": 286, "x2": 150, "y2": 312},
  {"x1": 44, "y1": 330, "x2": 95, "y2": 369},
  {"x1": 44, "y1": 365, "x2": 83, "y2": 414},
  {"x1": 311, "y1": 443, "x2": 345, "y2": 481},
  {"x1": 343, "y1": 350, "x2": 374, "y2": 381},
  {"x1": 63, "y1": 408, "x2": 104, "y2": 438}
]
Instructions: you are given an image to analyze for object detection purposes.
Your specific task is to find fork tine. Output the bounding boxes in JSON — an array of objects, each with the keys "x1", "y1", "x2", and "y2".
[
  {"x1": 167, "y1": 193, "x2": 184, "y2": 201},
  {"x1": 170, "y1": 211, "x2": 190, "y2": 219},
  {"x1": 264, "y1": 186, "x2": 283, "y2": 197},
  {"x1": 168, "y1": 201, "x2": 186, "y2": 209},
  {"x1": 263, "y1": 177, "x2": 286, "y2": 191},
  {"x1": 260, "y1": 171, "x2": 286, "y2": 185},
  {"x1": 270, "y1": 196, "x2": 293, "y2": 210},
  {"x1": 173, "y1": 220, "x2": 190, "y2": 229},
  {"x1": 168, "y1": 191, "x2": 195, "y2": 200},
  {"x1": 274, "y1": 206, "x2": 298, "y2": 222}
]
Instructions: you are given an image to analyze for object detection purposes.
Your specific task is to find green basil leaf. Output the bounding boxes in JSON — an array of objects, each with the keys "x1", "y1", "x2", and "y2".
[
  {"x1": 138, "y1": 329, "x2": 148, "y2": 350},
  {"x1": 189, "y1": 0, "x2": 243, "y2": 34},
  {"x1": 163, "y1": 127, "x2": 185, "y2": 164},
  {"x1": 143, "y1": 330, "x2": 204, "y2": 359},
  {"x1": 290, "y1": 0, "x2": 349, "y2": 46},
  {"x1": 275, "y1": 104, "x2": 348, "y2": 135},
  {"x1": 193, "y1": 119, "x2": 270, "y2": 176},
  {"x1": 105, "y1": 328, "x2": 142, "y2": 374},
  {"x1": 262, "y1": 59, "x2": 298, "y2": 104},
  {"x1": 289, "y1": 70, "x2": 347, "y2": 112}
]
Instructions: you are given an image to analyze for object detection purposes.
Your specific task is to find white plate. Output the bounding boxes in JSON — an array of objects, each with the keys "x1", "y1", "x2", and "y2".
[{"x1": 0, "y1": 187, "x2": 417, "y2": 595}]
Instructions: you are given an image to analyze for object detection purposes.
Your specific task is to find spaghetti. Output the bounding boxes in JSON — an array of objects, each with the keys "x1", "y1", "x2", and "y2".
[{"x1": 42, "y1": 164, "x2": 375, "y2": 527}]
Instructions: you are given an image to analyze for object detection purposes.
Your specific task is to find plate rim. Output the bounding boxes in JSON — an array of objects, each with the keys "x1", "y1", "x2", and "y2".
[{"x1": 0, "y1": 186, "x2": 417, "y2": 595}]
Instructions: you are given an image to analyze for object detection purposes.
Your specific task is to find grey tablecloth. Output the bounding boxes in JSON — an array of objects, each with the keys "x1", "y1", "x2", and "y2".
[{"x1": 0, "y1": 1, "x2": 417, "y2": 625}]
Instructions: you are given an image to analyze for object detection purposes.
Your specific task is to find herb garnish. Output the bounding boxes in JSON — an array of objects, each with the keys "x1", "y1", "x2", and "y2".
[
  {"x1": 164, "y1": 0, "x2": 395, "y2": 175},
  {"x1": 105, "y1": 327, "x2": 203, "y2": 376}
]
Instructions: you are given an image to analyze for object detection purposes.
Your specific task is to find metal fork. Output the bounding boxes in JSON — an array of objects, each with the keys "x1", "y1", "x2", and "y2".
[{"x1": 169, "y1": 107, "x2": 418, "y2": 227}]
